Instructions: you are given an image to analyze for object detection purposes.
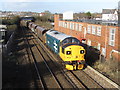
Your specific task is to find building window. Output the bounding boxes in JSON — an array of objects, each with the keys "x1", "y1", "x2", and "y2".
[
  {"x1": 79, "y1": 24, "x2": 82, "y2": 31},
  {"x1": 102, "y1": 48, "x2": 106, "y2": 57},
  {"x1": 59, "y1": 21, "x2": 60, "y2": 26},
  {"x1": 97, "y1": 26, "x2": 101, "y2": 36},
  {"x1": 75, "y1": 23, "x2": 79, "y2": 31},
  {"x1": 67, "y1": 22, "x2": 69, "y2": 28},
  {"x1": 61, "y1": 21, "x2": 62, "y2": 27},
  {"x1": 87, "y1": 25, "x2": 91, "y2": 33},
  {"x1": 69, "y1": 22, "x2": 71, "y2": 29},
  {"x1": 87, "y1": 39, "x2": 91, "y2": 46},
  {"x1": 92, "y1": 25, "x2": 96, "y2": 35},
  {"x1": 72, "y1": 23, "x2": 75, "y2": 30},
  {"x1": 70, "y1": 22, "x2": 73, "y2": 30},
  {"x1": 109, "y1": 28, "x2": 116, "y2": 46},
  {"x1": 59, "y1": 21, "x2": 61, "y2": 26},
  {"x1": 62, "y1": 22, "x2": 65, "y2": 27},
  {"x1": 65, "y1": 22, "x2": 67, "y2": 28}
]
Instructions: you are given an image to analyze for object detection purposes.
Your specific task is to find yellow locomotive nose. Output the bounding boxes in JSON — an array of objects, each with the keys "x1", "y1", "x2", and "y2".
[
  {"x1": 59, "y1": 44, "x2": 85, "y2": 70},
  {"x1": 64, "y1": 45, "x2": 85, "y2": 61},
  {"x1": 65, "y1": 45, "x2": 85, "y2": 70}
]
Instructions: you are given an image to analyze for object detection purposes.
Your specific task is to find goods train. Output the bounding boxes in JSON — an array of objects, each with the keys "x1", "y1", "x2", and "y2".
[{"x1": 20, "y1": 18, "x2": 86, "y2": 70}]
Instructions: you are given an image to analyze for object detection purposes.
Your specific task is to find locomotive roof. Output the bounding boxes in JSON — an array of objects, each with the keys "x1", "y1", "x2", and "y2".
[{"x1": 46, "y1": 30, "x2": 71, "y2": 41}]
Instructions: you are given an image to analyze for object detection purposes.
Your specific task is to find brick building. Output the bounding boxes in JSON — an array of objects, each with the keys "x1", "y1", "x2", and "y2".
[{"x1": 54, "y1": 14, "x2": 120, "y2": 61}]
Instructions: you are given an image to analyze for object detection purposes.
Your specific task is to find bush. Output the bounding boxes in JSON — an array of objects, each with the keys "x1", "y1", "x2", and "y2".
[
  {"x1": 93, "y1": 59, "x2": 120, "y2": 80},
  {"x1": 7, "y1": 25, "x2": 17, "y2": 31},
  {"x1": 35, "y1": 20, "x2": 53, "y2": 29},
  {"x1": 2, "y1": 16, "x2": 20, "y2": 25}
]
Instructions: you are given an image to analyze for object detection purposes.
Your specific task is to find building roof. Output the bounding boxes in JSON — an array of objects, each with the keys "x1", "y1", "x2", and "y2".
[{"x1": 102, "y1": 9, "x2": 116, "y2": 14}]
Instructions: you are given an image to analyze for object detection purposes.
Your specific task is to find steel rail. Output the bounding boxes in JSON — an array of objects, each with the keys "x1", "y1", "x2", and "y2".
[{"x1": 21, "y1": 27, "x2": 45, "y2": 89}]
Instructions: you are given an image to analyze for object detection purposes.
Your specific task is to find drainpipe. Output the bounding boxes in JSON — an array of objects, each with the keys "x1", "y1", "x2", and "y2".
[{"x1": 104, "y1": 25, "x2": 108, "y2": 58}]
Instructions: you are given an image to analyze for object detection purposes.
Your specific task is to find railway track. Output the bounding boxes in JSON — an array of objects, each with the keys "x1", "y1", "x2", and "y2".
[
  {"x1": 29, "y1": 31, "x2": 81, "y2": 88},
  {"x1": 23, "y1": 29, "x2": 65, "y2": 88},
  {"x1": 20, "y1": 25, "x2": 106, "y2": 89},
  {"x1": 21, "y1": 27, "x2": 45, "y2": 88},
  {"x1": 71, "y1": 70, "x2": 103, "y2": 88},
  {"x1": 30, "y1": 29, "x2": 104, "y2": 89}
]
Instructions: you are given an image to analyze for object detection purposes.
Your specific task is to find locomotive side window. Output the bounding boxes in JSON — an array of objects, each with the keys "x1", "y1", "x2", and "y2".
[
  {"x1": 72, "y1": 39, "x2": 75, "y2": 43},
  {"x1": 62, "y1": 47, "x2": 64, "y2": 53},
  {"x1": 61, "y1": 39, "x2": 72, "y2": 45},
  {"x1": 62, "y1": 39, "x2": 68, "y2": 45}
]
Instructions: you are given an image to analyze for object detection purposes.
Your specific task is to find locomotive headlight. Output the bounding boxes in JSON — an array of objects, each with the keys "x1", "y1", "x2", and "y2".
[
  {"x1": 66, "y1": 51, "x2": 71, "y2": 55},
  {"x1": 80, "y1": 50, "x2": 84, "y2": 54}
]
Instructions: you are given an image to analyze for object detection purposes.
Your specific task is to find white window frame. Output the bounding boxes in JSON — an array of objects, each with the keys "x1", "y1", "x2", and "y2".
[
  {"x1": 70, "y1": 22, "x2": 73, "y2": 30},
  {"x1": 72, "y1": 23, "x2": 75, "y2": 30},
  {"x1": 59, "y1": 21, "x2": 61, "y2": 26},
  {"x1": 75, "y1": 23, "x2": 79, "y2": 31},
  {"x1": 87, "y1": 39, "x2": 91, "y2": 46},
  {"x1": 102, "y1": 48, "x2": 106, "y2": 57},
  {"x1": 97, "y1": 26, "x2": 101, "y2": 36},
  {"x1": 67, "y1": 22, "x2": 69, "y2": 28},
  {"x1": 70, "y1": 22, "x2": 71, "y2": 29},
  {"x1": 61, "y1": 21, "x2": 63, "y2": 27},
  {"x1": 92, "y1": 25, "x2": 96, "y2": 35},
  {"x1": 61, "y1": 21, "x2": 62, "y2": 27},
  {"x1": 62, "y1": 22, "x2": 65, "y2": 27},
  {"x1": 64, "y1": 22, "x2": 67, "y2": 28},
  {"x1": 59, "y1": 21, "x2": 60, "y2": 26},
  {"x1": 79, "y1": 24, "x2": 82, "y2": 31},
  {"x1": 109, "y1": 28, "x2": 116, "y2": 46},
  {"x1": 87, "y1": 25, "x2": 91, "y2": 33}
]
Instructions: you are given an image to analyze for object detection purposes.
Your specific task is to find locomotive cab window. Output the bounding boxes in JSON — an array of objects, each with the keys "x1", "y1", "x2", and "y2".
[
  {"x1": 62, "y1": 39, "x2": 69, "y2": 45},
  {"x1": 61, "y1": 37, "x2": 80, "y2": 46},
  {"x1": 72, "y1": 38, "x2": 80, "y2": 44}
]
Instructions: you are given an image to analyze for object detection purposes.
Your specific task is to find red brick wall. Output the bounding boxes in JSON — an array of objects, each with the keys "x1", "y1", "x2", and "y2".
[{"x1": 54, "y1": 14, "x2": 120, "y2": 61}]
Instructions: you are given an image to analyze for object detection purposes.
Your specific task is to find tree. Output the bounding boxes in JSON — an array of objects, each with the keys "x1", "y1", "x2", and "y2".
[
  {"x1": 10, "y1": 16, "x2": 20, "y2": 25},
  {"x1": 35, "y1": 10, "x2": 54, "y2": 22},
  {"x1": 43, "y1": 10, "x2": 54, "y2": 22},
  {"x1": 86, "y1": 11, "x2": 92, "y2": 19}
]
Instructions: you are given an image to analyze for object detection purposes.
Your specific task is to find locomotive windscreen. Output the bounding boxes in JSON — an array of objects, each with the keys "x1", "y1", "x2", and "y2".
[{"x1": 61, "y1": 37, "x2": 80, "y2": 46}]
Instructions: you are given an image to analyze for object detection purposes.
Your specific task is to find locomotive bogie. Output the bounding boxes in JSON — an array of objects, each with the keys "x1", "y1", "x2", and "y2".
[{"x1": 65, "y1": 64, "x2": 84, "y2": 70}]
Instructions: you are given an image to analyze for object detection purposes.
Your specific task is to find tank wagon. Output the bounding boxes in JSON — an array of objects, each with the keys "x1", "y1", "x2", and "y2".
[{"x1": 21, "y1": 20, "x2": 86, "y2": 70}]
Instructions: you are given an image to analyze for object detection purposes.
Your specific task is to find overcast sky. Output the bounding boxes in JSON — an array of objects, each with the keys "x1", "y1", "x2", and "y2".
[{"x1": 0, "y1": 0, "x2": 119, "y2": 13}]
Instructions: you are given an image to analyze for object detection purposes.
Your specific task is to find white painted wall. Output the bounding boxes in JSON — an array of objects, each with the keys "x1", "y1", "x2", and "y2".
[
  {"x1": 102, "y1": 11, "x2": 118, "y2": 21},
  {"x1": 63, "y1": 11, "x2": 73, "y2": 20}
]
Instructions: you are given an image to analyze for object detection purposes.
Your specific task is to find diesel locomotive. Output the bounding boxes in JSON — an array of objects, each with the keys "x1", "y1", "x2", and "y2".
[{"x1": 20, "y1": 20, "x2": 86, "y2": 70}]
